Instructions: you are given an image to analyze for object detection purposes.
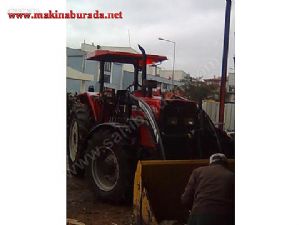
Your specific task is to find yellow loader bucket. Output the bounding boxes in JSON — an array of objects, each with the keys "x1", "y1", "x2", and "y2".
[{"x1": 133, "y1": 159, "x2": 235, "y2": 225}]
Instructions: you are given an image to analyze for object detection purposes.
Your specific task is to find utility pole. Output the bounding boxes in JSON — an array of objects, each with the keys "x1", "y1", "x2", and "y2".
[
  {"x1": 219, "y1": 0, "x2": 232, "y2": 130},
  {"x1": 158, "y1": 37, "x2": 176, "y2": 89}
]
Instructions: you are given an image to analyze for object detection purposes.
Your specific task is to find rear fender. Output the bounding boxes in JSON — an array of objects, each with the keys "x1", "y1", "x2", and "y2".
[
  {"x1": 84, "y1": 122, "x2": 137, "y2": 150},
  {"x1": 138, "y1": 124, "x2": 156, "y2": 149}
]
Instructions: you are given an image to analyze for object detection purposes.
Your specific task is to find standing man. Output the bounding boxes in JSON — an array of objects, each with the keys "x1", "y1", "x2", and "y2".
[{"x1": 181, "y1": 153, "x2": 234, "y2": 225}]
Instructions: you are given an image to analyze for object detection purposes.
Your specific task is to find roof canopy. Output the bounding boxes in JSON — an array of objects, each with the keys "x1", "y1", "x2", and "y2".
[{"x1": 86, "y1": 50, "x2": 167, "y2": 66}]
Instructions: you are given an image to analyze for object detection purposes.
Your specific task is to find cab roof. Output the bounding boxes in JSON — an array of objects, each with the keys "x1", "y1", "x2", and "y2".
[{"x1": 86, "y1": 50, "x2": 167, "y2": 66}]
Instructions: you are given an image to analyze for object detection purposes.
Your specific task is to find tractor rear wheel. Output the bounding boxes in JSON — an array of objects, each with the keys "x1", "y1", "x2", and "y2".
[
  {"x1": 67, "y1": 103, "x2": 93, "y2": 177},
  {"x1": 86, "y1": 129, "x2": 136, "y2": 203}
]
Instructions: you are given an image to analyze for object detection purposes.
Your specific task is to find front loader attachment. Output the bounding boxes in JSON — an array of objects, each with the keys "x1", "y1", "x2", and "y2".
[{"x1": 133, "y1": 160, "x2": 235, "y2": 225}]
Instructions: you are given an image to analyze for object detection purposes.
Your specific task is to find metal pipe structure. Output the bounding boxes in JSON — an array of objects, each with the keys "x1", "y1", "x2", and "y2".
[
  {"x1": 99, "y1": 61, "x2": 105, "y2": 93},
  {"x1": 172, "y1": 42, "x2": 176, "y2": 89},
  {"x1": 138, "y1": 45, "x2": 147, "y2": 96},
  {"x1": 218, "y1": 0, "x2": 232, "y2": 130},
  {"x1": 133, "y1": 63, "x2": 139, "y2": 91}
]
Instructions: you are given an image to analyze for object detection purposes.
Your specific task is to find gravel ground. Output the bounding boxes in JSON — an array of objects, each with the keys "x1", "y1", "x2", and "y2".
[{"x1": 67, "y1": 176, "x2": 133, "y2": 225}]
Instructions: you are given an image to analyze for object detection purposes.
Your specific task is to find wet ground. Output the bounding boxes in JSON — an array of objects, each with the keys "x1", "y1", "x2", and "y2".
[{"x1": 67, "y1": 176, "x2": 133, "y2": 225}]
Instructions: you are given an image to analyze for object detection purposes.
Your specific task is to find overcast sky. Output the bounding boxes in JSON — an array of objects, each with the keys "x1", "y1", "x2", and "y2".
[{"x1": 67, "y1": 0, "x2": 235, "y2": 78}]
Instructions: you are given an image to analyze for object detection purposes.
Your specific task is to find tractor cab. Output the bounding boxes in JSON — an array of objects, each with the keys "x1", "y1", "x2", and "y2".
[
  {"x1": 82, "y1": 46, "x2": 168, "y2": 126},
  {"x1": 86, "y1": 47, "x2": 167, "y2": 97}
]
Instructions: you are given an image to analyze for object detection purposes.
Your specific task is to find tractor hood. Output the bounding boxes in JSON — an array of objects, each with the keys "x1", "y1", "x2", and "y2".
[{"x1": 132, "y1": 92, "x2": 198, "y2": 122}]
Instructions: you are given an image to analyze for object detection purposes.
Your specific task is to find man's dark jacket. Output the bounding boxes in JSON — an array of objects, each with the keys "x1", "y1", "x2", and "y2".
[{"x1": 181, "y1": 164, "x2": 234, "y2": 215}]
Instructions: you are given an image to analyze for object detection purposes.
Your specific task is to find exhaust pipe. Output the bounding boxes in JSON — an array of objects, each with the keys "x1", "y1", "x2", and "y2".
[{"x1": 138, "y1": 44, "x2": 147, "y2": 96}]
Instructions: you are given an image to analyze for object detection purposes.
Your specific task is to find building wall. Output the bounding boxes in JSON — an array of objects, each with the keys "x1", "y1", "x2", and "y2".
[
  {"x1": 84, "y1": 59, "x2": 98, "y2": 78},
  {"x1": 67, "y1": 47, "x2": 97, "y2": 93},
  {"x1": 67, "y1": 47, "x2": 114, "y2": 93},
  {"x1": 67, "y1": 79, "x2": 81, "y2": 93},
  {"x1": 67, "y1": 48, "x2": 84, "y2": 72}
]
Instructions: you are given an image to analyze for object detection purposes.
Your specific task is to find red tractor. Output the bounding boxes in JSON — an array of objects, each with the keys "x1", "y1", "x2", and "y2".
[{"x1": 67, "y1": 45, "x2": 234, "y2": 202}]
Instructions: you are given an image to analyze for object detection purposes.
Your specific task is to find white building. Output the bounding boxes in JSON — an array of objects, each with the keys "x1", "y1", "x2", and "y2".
[{"x1": 159, "y1": 69, "x2": 190, "y2": 81}]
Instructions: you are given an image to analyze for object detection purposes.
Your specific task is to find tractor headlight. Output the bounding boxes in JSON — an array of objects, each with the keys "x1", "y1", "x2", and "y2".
[
  {"x1": 184, "y1": 118, "x2": 195, "y2": 126},
  {"x1": 167, "y1": 117, "x2": 178, "y2": 126}
]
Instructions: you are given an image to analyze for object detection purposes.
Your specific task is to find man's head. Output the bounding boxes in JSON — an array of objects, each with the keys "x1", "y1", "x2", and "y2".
[{"x1": 209, "y1": 153, "x2": 228, "y2": 166}]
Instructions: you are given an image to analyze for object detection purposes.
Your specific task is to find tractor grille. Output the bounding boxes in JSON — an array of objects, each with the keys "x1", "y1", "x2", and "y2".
[
  {"x1": 160, "y1": 100, "x2": 198, "y2": 159},
  {"x1": 160, "y1": 100, "x2": 197, "y2": 136}
]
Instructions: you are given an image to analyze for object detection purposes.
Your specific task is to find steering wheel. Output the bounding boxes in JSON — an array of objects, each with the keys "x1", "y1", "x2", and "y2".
[{"x1": 126, "y1": 83, "x2": 142, "y2": 91}]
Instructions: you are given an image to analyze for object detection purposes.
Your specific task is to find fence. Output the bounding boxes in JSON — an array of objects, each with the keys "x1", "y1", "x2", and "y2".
[{"x1": 202, "y1": 100, "x2": 235, "y2": 132}]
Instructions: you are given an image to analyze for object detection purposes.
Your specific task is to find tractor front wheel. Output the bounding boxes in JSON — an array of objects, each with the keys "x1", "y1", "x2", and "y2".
[
  {"x1": 86, "y1": 129, "x2": 136, "y2": 203},
  {"x1": 67, "y1": 103, "x2": 93, "y2": 177}
]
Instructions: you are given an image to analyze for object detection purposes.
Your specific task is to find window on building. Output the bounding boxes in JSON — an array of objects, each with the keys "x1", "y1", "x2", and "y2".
[
  {"x1": 229, "y1": 85, "x2": 235, "y2": 93},
  {"x1": 104, "y1": 62, "x2": 111, "y2": 72},
  {"x1": 104, "y1": 74, "x2": 110, "y2": 83}
]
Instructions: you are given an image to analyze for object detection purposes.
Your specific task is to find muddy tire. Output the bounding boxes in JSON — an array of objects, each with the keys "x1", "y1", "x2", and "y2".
[
  {"x1": 67, "y1": 103, "x2": 93, "y2": 177},
  {"x1": 86, "y1": 129, "x2": 136, "y2": 203}
]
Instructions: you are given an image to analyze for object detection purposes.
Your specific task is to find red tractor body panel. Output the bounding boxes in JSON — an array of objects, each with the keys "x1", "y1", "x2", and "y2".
[
  {"x1": 75, "y1": 88, "x2": 199, "y2": 150},
  {"x1": 138, "y1": 124, "x2": 156, "y2": 148},
  {"x1": 76, "y1": 92, "x2": 101, "y2": 122}
]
